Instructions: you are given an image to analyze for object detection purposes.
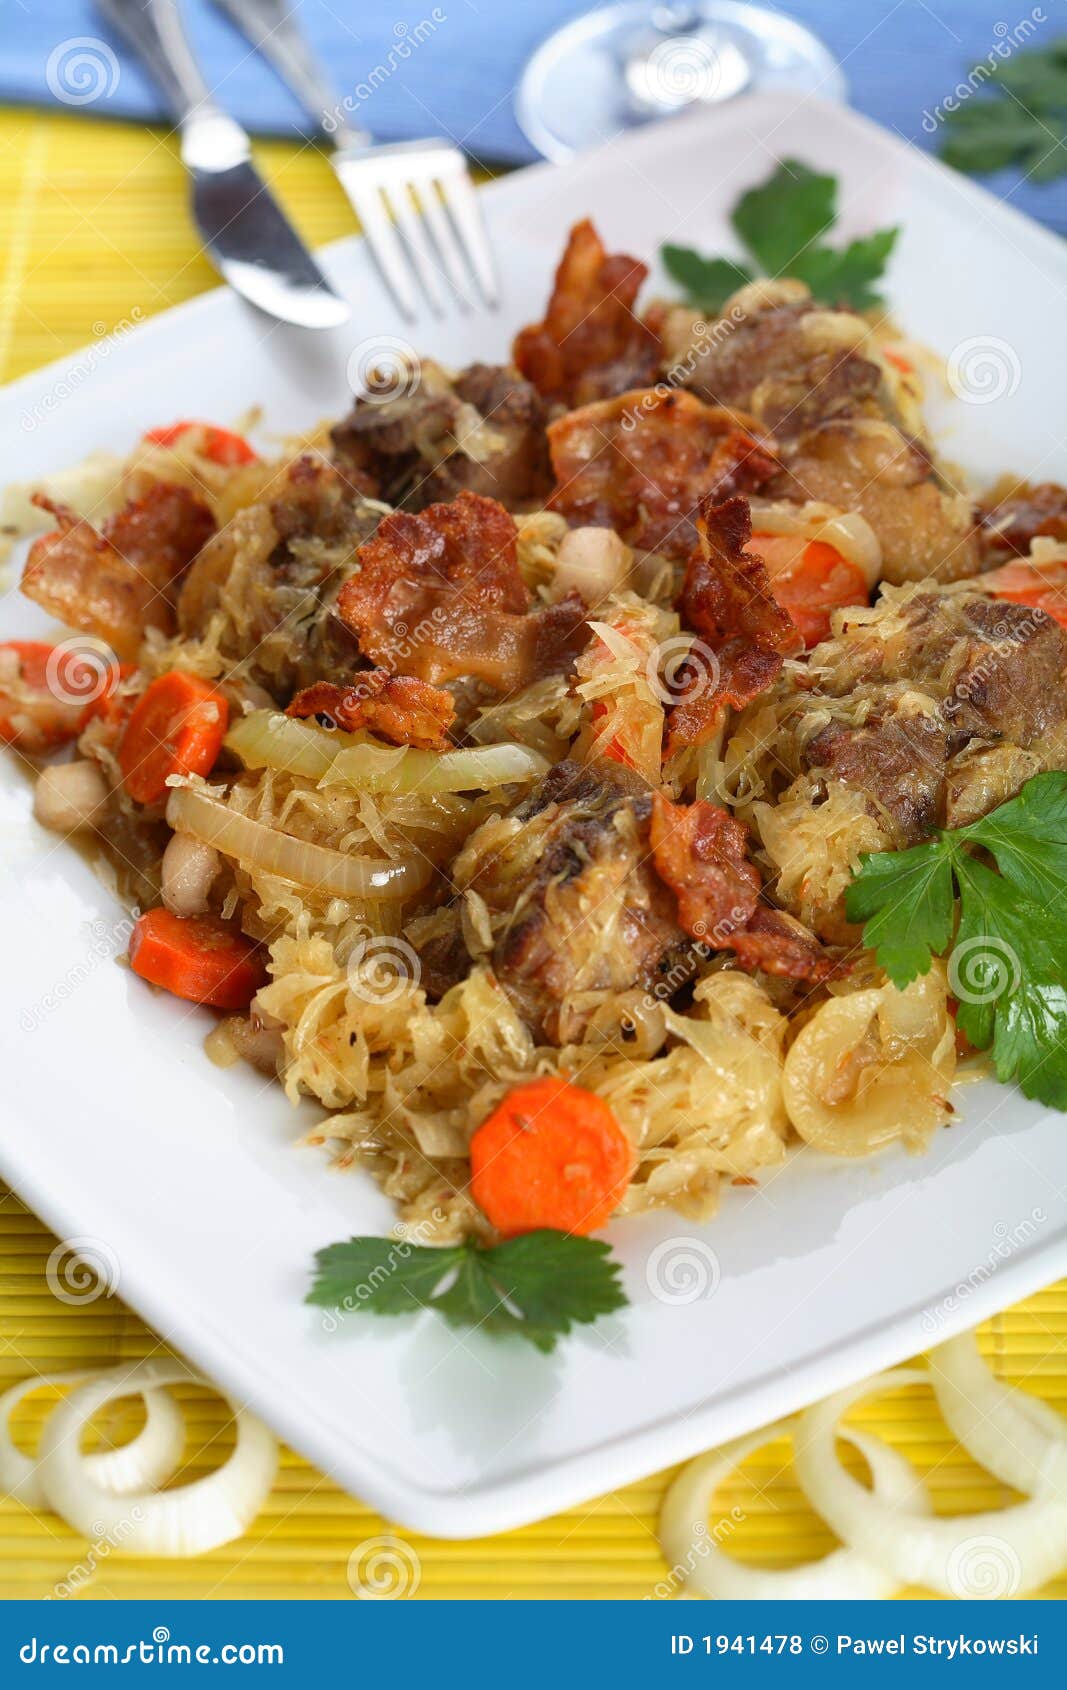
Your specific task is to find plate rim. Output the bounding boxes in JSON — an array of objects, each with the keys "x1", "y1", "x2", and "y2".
[{"x1": 3, "y1": 88, "x2": 1067, "y2": 1538}]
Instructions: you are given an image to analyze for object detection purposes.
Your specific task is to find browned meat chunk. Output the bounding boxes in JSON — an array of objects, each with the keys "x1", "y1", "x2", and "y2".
[
  {"x1": 771, "y1": 421, "x2": 980, "y2": 586},
  {"x1": 753, "y1": 584, "x2": 1067, "y2": 880},
  {"x1": 176, "y1": 454, "x2": 379, "y2": 697},
  {"x1": 23, "y1": 484, "x2": 214, "y2": 659},
  {"x1": 804, "y1": 713, "x2": 949, "y2": 846},
  {"x1": 513, "y1": 220, "x2": 661, "y2": 408},
  {"x1": 286, "y1": 673, "x2": 455, "y2": 750},
  {"x1": 453, "y1": 760, "x2": 687, "y2": 1042},
  {"x1": 818, "y1": 592, "x2": 1067, "y2": 753},
  {"x1": 910, "y1": 595, "x2": 1067, "y2": 749},
  {"x1": 978, "y1": 480, "x2": 1067, "y2": 559},
  {"x1": 337, "y1": 489, "x2": 589, "y2": 691},
  {"x1": 682, "y1": 297, "x2": 884, "y2": 435},
  {"x1": 330, "y1": 360, "x2": 552, "y2": 511},
  {"x1": 547, "y1": 388, "x2": 777, "y2": 561},
  {"x1": 670, "y1": 286, "x2": 980, "y2": 584}
]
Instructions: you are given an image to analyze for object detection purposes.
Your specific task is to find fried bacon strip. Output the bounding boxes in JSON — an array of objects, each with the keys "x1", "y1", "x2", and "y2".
[
  {"x1": 337, "y1": 489, "x2": 589, "y2": 692},
  {"x1": 666, "y1": 495, "x2": 801, "y2": 754},
  {"x1": 513, "y1": 220, "x2": 661, "y2": 408},
  {"x1": 548, "y1": 389, "x2": 778, "y2": 562},
  {"x1": 665, "y1": 645, "x2": 783, "y2": 755},
  {"x1": 650, "y1": 793, "x2": 840, "y2": 982},
  {"x1": 22, "y1": 484, "x2": 214, "y2": 660},
  {"x1": 286, "y1": 673, "x2": 456, "y2": 751}
]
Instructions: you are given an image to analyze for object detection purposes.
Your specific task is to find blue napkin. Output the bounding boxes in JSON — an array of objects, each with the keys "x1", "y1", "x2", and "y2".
[{"x1": 1, "y1": 0, "x2": 1063, "y2": 230}]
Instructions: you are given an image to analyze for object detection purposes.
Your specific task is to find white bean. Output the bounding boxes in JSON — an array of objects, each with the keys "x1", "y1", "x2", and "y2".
[
  {"x1": 33, "y1": 761, "x2": 108, "y2": 834},
  {"x1": 552, "y1": 526, "x2": 631, "y2": 603},
  {"x1": 161, "y1": 832, "x2": 220, "y2": 918}
]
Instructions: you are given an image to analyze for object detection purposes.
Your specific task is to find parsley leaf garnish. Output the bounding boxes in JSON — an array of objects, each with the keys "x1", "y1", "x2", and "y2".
[
  {"x1": 787, "y1": 228, "x2": 901, "y2": 314},
  {"x1": 661, "y1": 245, "x2": 753, "y2": 312},
  {"x1": 939, "y1": 40, "x2": 1067, "y2": 184},
  {"x1": 844, "y1": 839, "x2": 956, "y2": 989},
  {"x1": 845, "y1": 771, "x2": 1067, "y2": 1109},
  {"x1": 307, "y1": 1229, "x2": 627, "y2": 1353},
  {"x1": 661, "y1": 158, "x2": 898, "y2": 313},
  {"x1": 731, "y1": 159, "x2": 837, "y2": 276}
]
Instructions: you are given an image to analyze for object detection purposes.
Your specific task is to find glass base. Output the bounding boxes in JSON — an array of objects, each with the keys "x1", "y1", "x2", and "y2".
[{"x1": 516, "y1": 1, "x2": 846, "y2": 161}]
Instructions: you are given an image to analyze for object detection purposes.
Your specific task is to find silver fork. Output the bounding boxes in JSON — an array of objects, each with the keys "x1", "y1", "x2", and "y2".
[{"x1": 209, "y1": 0, "x2": 497, "y2": 319}]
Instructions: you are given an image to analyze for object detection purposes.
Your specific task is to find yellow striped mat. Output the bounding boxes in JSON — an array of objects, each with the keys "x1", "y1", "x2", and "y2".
[{"x1": 1, "y1": 108, "x2": 1065, "y2": 1601}]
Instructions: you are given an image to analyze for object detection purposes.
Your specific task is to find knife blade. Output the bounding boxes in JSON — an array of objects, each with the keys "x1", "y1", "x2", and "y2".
[
  {"x1": 181, "y1": 110, "x2": 350, "y2": 329},
  {"x1": 96, "y1": 0, "x2": 349, "y2": 330}
]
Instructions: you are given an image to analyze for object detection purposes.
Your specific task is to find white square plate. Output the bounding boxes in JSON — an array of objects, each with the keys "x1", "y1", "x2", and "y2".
[{"x1": 2, "y1": 92, "x2": 1066, "y2": 1538}]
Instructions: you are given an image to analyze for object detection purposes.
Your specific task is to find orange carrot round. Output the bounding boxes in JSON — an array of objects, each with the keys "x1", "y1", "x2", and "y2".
[
  {"x1": 0, "y1": 639, "x2": 110, "y2": 752},
  {"x1": 129, "y1": 908, "x2": 265, "y2": 1009},
  {"x1": 980, "y1": 558, "x2": 1067, "y2": 629},
  {"x1": 144, "y1": 420, "x2": 257, "y2": 466},
  {"x1": 751, "y1": 533, "x2": 869, "y2": 648},
  {"x1": 470, "y1": 1075, "x2": 635, "y2": 1237},
  {"x1": 118, "y1": 671, "x2": 228, "y2": 805}
]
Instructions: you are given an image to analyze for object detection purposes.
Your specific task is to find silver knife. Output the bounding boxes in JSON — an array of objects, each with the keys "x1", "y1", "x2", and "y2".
[{"x1": 96, "y1": 0, "x2": 349, "y2": 329}]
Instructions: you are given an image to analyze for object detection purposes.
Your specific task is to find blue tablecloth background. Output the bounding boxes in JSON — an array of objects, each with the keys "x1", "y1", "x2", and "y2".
[{"x1": 1, "y1": 0, "x2": 1064, "y2": 231}]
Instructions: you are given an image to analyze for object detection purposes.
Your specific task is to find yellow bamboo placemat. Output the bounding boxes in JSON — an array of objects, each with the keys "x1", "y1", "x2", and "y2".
[{"x1": 1, "y1": 107, "x2": 1065, "y2": 1602}]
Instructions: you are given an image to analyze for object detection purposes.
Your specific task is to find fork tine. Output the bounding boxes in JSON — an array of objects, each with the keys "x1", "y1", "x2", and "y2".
[
  {"x1": 435, "y1": 158, "x2": 499, "y2": 307},
  {"x1": 384, "y1": 182, "x2": 446, "y2": 316},
  {"x1": 343, "y1": 179, "x2": 419, "y2": 321},
  {"x1": 413, "y1": 178, "x2": 477, "y2": 310}
]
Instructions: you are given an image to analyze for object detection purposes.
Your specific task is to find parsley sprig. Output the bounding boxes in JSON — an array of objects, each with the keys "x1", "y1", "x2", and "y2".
[
  {"x1": 939, "y1": 39, "x2": 1067, "y2": 184},
  {"x1": 308, "y1": 1229, "x2": 628, "y2": 1352},
  {"x1": 662, "y1": 159, "x2": 898, "y2": 314},
  {"x1": 845, "y1": 772, "x2": 1067, "y2": 1108}
]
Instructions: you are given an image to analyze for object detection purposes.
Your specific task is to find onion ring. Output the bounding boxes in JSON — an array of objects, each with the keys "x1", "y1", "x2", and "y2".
[
  {"x1": 660, "y1": 1416, "x2": 928, "y2": 1599},
  {"x1": 929, "y1": 1332, "x2": 1067, "y2": 1500},
  {"x1": 792, "y1": 1366, "x2": 1067, "y2": 1598},
  {"x1": 0, "y1": 1370, "x2": 184, "y2": 1508},
  {"x1": 167, "y1": 786, "x2": 429, "y2": 901},
  {"x1": 35, "y1": 1359, "x2": 278, "y2": 1557}
]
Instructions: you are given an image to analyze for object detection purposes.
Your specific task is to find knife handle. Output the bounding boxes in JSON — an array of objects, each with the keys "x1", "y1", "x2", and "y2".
[
  {"x1": 97, "y1": 0, "x2": 218, "y2": 123},
  {"x1": 207, "y1": 0, "x2": 372, "y2": 147}
]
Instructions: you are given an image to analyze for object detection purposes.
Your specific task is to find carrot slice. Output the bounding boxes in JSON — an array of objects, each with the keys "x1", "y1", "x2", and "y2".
[
  {"x1": 144, "y1": 421, "x2": 258, "y2": 466},
  {"x1": 981, "y1": 558, "x2": 1067, "y2": 629},
  {"x1": 118, "y1": 670, "x2": 228, "y2": 805},
  {"x1": 750, "y1": 533, "x2": 869, "y2": 648},
  {"x1": 129, "y1": 908, "x2": 266, "y2": 1010},
  {"x1": 0, "y1": 639, "x2": 112, "y2": 753},
  {"x1": 82, "y1": 661, "x2": 138, "y2": 729},
  {"x1": 470, "y1": 1075, "x2": 635, "y2": 1237}
]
